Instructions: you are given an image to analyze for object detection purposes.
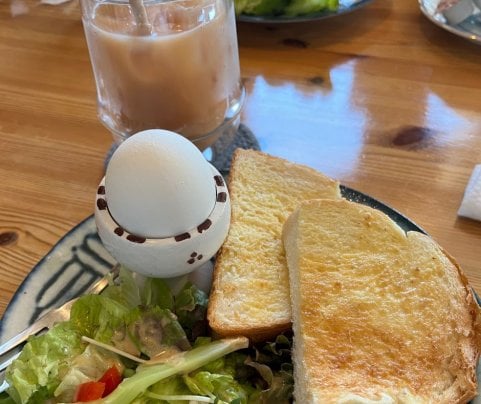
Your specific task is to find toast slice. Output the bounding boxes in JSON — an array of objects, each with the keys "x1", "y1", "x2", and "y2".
[
  {"x1": 282, "y1": 198, "x2": 481, "y2": 403},
  {"x1": 207, "y1": 149, "x2": 341, "y2": 341}
]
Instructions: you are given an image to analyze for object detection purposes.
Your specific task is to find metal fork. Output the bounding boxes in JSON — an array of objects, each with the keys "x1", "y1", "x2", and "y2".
[{"x1": 0, "y1": 264, "x2": 120, "y2": 393}]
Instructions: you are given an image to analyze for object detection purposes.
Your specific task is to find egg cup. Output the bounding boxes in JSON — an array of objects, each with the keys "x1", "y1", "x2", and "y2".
[{"x1": 95, "y1": 164, "x2": 230, "y2": 278}]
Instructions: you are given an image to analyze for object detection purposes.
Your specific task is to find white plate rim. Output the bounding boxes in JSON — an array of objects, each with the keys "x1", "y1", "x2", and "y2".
[{"x1": 419, "y1": 0, "x2": 481, "y2": 44}]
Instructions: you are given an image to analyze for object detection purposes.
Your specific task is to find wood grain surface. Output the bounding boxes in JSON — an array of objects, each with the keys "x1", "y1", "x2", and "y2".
[{"x1": 0, "y1": 0, "x2": 480, "y2": 318}]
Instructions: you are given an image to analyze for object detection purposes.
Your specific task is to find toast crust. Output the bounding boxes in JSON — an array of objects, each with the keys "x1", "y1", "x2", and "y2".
[
  {"x1": 282, "y1": 199, "x2": 481, "y2": 403},
  {"x1": 207, "y1": 149, "x2": 341, "y2": 342}
]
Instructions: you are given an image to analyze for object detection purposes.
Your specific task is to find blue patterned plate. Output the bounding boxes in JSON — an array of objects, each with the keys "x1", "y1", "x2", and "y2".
[
  {"x1": 0, "y1": 217, "x2": 116, "y2": 343},
  {"x1": 1, "y1": 186, "x2": 480, "y2": 401}
]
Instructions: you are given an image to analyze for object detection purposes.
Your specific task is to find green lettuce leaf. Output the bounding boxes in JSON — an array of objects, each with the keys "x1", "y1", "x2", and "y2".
[
  {"x1": 174, "y1": 282, "x2": 208, "y2": 341},
  {"x1": 0, "y1": 393, "x2": 15, "y2": 404},
  {"x1": 285, "y1": 0, "x2": 338, "y2": 16},
  {"x1": 125, "y1": 306, "x2": 191, "y2": 357},
  {"x1": 101, "y1": 267, "x2": 142, "y2": 309},
  {"x1": 69, "y1": 295, "x2": 131, "y2": 343},
  {"x1": 142, "y1": 376, "x2": 192, "y2": 403},
  {"x1": 236, "y1": 0, "x2": 338, "y2": 16},
  {"x1": 239, "y1": 0, "x2": 288, "y2": 15},
  {"x1": 5, "y1": 322, "x2": 83, "y2": 404},
  {"x1": 245, "y1": 334, "x2": 294, "y2": 402},
  {"x1": 140, "y1": 278, "x2": 174, "y2": 310},
  {"x1": 183, "y1": 371, "x2": 248, "y2": 404}
]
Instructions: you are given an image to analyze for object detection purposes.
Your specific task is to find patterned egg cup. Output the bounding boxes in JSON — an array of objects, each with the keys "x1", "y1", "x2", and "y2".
[{"x1": 95, "y1": 164, "x2": 230, "y2": 278}]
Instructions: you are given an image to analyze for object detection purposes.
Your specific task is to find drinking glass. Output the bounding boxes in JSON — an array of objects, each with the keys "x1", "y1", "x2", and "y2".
[{"x1": 80, "y1": 0, "x2": 245, "y2": 151}]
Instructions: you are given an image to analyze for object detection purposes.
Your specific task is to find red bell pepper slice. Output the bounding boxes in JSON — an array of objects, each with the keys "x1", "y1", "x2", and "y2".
[
  {"x1": 98, "y1": 366, "x2": 122, "y2": 397},
  {"x1": 76, "y1": 381, "x2": 105, "y2": 402}
]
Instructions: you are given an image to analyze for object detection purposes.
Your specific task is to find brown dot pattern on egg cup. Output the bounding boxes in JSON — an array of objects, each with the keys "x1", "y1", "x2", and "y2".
[
  {"x1": 175, "y1": 233, "x2": 191, "y2": 242},
  {"x1": 97, "y1": 174, "x2": 227, "y2": 245},
  {"x1": 197, "y1": 219, "x2": 212, "y2": 233},
  {"x1": 97, "y1": 198, "x2": 107, "y2": 210},
  {"x1": 214, "y1": 175, "x2": 224, "y2": 186},
  {"x1": 127, "y1": 234, "x2": 146, "y2": 243},
  {"x1": 217, "y1": 192, "x2": 227, "y2": 202},
  {"x1": 187, "y1": 251, "x2": 204, "y2": 264}
]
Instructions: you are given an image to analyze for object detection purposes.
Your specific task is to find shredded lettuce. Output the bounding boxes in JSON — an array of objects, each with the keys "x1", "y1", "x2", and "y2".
[
  {"x1": 100, "y1": 268, "x2": 142, "y2": 308},
  {"x1": 0, "y1": 393, "x2": 15, "y2": 404},
  {"x1": 141, "y1": 375, "x2": 193, "y2": 403},
  {"x1": 284, "y1": 0, "x2": 337, "y2": 16},
  {"x1": 5, "y1": 322, "x2": 83, "y2": 403},
  {"x1": 69, "y1": 295, "x2": 131, "y2": 343},
  {"x1": 238, "y1": 0, "x2": 289, "y2": 16},
  {"x1": 183, "y1": 371, "x2": 248, "y2": 403},
  {"x1": 140, "y1": 277, "x2": 174, "y2": 310},
  {"x1": 174, "y1": 282, "x2": 209, "y2": 341},
  {"x1": 92, "y1": 337, "x2": 249, "y2": 404},
  {"x1": 235, "y1": 0, "x2": 338, "y2": 17},
  {"x1": 124, "y1": 306, "x2": 191, "y2": 355},
  {"x1": 53, "y1": 345, "x2": 124, "y2": 402},
  {"x1": 4, "y1": 267, "x2": 294, "y2": 403}
]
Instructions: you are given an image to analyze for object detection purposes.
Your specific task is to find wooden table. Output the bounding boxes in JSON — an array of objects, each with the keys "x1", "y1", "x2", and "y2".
[{"x1": 0, "y1": 0, "x2": 481, "y2": 318}]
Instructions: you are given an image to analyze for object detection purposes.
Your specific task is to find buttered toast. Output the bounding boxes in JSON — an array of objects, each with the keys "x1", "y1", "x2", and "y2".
[
  {"x1": 207, "y1": 149, "x2": 341, "y2": 341},
  {"x1": 282, "y1": 199, "x2": 481, "y2": 403}
]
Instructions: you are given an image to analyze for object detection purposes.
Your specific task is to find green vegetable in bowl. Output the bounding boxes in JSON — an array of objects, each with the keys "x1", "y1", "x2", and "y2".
[{"x1": 235, "y1": 0, "x2": 338, "y2": 17}]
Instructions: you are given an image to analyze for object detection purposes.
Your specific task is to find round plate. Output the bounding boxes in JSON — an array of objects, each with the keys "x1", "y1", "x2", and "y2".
[
  {"x1": 237, "y1": 0, "x2": 372, "y2": 23},
  {"x1": 419, "y1": 0, "x2": 481, "y2": 44},
  {"x1": 0, "y1": 185, "x2": 423, "y2": 344},
  {"x1": 0, "y1": 217, "x2": 116, "y2": 343},
  {"x1": 2, "y1": 186, "x2": 480, "y2": 401}
]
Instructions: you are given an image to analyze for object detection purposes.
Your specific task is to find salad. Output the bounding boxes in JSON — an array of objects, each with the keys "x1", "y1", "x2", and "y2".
[
  {"x1": 0, "y1": 268, "x2": 293, "y2": 404},
  {"x1": 235, "y1": 0, "x2": 338, "y2": 18}
]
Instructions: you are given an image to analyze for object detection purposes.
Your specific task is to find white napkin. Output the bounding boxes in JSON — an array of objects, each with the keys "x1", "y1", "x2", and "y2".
[{"x1": 458, "y1": 165, "x2": 481, "y2": 221}]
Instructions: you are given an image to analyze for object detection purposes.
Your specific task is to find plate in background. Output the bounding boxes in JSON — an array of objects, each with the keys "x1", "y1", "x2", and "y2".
[
  {"x1": 237, "y1": 0, "x2": 372, "y2": 23},
  {"x1": 419, "y1": 0, "x2": 481, "y2": 43}
]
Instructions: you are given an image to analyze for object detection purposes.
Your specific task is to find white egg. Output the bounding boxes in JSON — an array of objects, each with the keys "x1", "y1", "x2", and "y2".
[{"x1": 105, "y1": 129, "x2": 216, "y2": 238}]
